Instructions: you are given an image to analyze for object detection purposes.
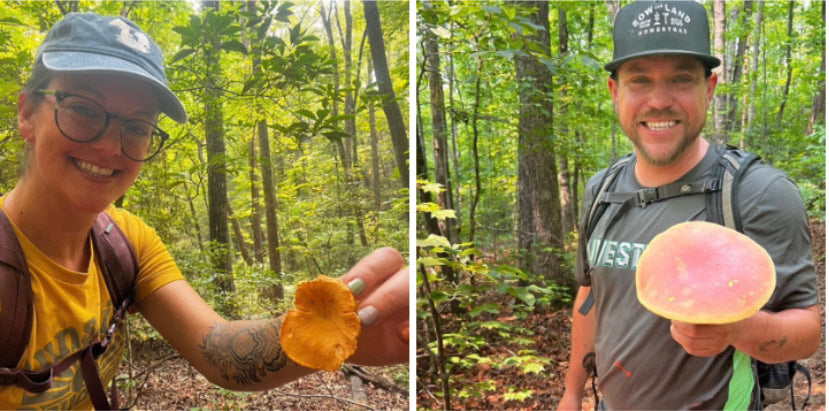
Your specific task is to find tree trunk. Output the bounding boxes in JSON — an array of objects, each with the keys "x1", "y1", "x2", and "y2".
[
  {"x1": 227, "y1": 201, "x2": 253, "y2": 266},
  {"x1": 342, "y1": 1, "x2": 356, "y2": 171},
  {"x1": 259, "y1": 119, "x2": 283, "y2": 301},
  {"x1": 447, "y1": 21, "x2": 462, "y2": 220},
  {"x1": 320, "y1": 2, "x2": 348, "y2": 172},
  {"x1": 363, "y1": 0, "x2": 408, "y2": 189},
  {"x1": 320, "y1": 2, "x2": 354, "y2": 257},
  {"x1": 557, "y1": 7, "x2": 576, "y2": 235},
  {"x1": 368, "y1": 58, "x2": 382, "y2": 213},
  {"x1": 187, "y1": 192, "x2": 205, "y2": 254},
  {"x1": 424, "y1": 26, "x2": 458, "y2": 248},
  {"x1": 343, "y1": 1, "x2": 368, "y2": 252},
  {"x1": 712, "y1": 0, "x2": 727, "y2": 140},
  {"x1": 775, "y1": 0, "x2": 795, "y2": 123},
  {"x1": 248, "y1": 135, "x2": 265, "y2": 263},
  {"x1": 745, "y1": 0, "x2": 764, "y2": 146},
  {"x1": 605, "y1": 0, "x2": 621, "y2": 20},
  {"x1": 807, "y1": 2, "x2": 825, "y2": 135},
  {"x1": 416, "y1": 86, "x2": 442, "y2": 237},
  {"x1": 468, "y1": 55, "x2": 482, "y2": 244},
  {"x1": 202, "y1": 1, "x2": 235, "y2": 296},
  {"x1": 247, "y1": 0, "x2": 282, "y2": 301},
  {"x1": 723, "y1": 0, "x2": 753, "y2": 141},
  {"x1": 244, "y1": 1, "x2": 265, "y2": 264},
  {"x1": 513, "y1": 1, "x2": 566, "y2": 287},
  {"x1": 323, "y1": 1, "x2": 367, "y2": 262}
]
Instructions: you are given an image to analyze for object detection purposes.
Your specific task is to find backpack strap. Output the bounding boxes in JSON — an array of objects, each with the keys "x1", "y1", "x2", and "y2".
[
  {"x1": 707, "y1": 146, "x2": 760, "y2": 230},
  {"x1": 792, "y1": 362, "x2": 811, "y2": 409},
  {"x1": 0, "y1": 208, "x2": 34, "y2": 370},
  {"x1": 92, "y1": 212, "x2": 138, "y2": 307},
  {"x1": 577, "y1": 154, "x2": 632, "y2": 315},
  {"x1": 84, "y1": 211, "x2": 139, "y2": 410}
]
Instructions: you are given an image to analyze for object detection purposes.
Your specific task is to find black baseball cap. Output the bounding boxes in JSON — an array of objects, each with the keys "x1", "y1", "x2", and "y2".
[
  {"x1": 605, "y1": 1, "x2": 721, "y2": 73},
  {"x1": 35, "y1": 12, "x2": 187, "y2": 123}
]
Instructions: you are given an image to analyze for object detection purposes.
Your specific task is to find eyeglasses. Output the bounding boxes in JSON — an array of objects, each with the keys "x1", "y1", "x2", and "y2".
[{"x1": 38, "y1": 89, "x2": 169, "y2": 161}]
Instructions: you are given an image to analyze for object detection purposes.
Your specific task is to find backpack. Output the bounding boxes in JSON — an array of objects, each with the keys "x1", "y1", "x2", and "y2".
[
  {"x1": 0, "y1": 209, "x2": 138, "y2": 410},
  {"x1": 576, "y1": 144, "x2": 811, "y2": 410}
]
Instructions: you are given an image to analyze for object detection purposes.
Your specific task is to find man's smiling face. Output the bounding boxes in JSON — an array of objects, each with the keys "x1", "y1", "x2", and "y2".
[{"x1": 608, "y1": 54, "x2": 717, "y2": 167}]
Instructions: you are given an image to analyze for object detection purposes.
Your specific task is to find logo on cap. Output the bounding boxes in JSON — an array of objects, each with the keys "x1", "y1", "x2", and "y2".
[
  {"x1": 631, "y1": 4, "x2": 691, "y2": 36},
  {"x1": 109, "y1": 18, "x2": 151, "y2": 54}
]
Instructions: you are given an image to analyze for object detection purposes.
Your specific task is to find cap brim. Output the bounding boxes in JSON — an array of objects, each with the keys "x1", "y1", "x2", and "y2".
[
  {"x1": 604, "y1": 50, "x2": 721, "y2": 73},
  {"x1": 42, "y1": 51, "x2": 187, "y2": 123}
]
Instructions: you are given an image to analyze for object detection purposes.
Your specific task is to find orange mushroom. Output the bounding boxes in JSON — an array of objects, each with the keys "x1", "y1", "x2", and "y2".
[
  {"x1": 280, "y1": 275, "x2": 361, "y2": 371},
  {"x1": 636, "y1": 221, "x2": 776, "y2": 324}
]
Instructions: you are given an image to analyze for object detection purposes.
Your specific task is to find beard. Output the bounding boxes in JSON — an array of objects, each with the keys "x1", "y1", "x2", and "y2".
[{"x1": 625, "y1": 108, "x2": 705, "y2": 167}]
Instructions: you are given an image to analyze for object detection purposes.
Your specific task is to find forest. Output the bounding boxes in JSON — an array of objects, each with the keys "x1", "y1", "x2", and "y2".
[
  {"x1": 0, "y1": 1, "x2": 409, "y2": 408},
  {"x1": 416, "y1": 1, "x2": 825, "y2": 409}
]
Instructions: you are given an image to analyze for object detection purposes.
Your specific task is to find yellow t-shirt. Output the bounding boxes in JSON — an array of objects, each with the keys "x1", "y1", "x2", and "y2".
[{"x1": 0, "y1": 200, "x2": 184, "y2": 409}]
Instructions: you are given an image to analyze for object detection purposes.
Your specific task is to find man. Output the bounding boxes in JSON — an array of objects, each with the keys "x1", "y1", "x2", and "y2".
[{"x1": 558, "y1": 1, "x2": 819, "y2": 409}]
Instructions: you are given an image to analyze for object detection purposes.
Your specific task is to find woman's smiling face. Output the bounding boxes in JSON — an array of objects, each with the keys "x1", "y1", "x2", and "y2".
[{"x1": 19, "y1": 72, "x2": 160, "y2": 214}]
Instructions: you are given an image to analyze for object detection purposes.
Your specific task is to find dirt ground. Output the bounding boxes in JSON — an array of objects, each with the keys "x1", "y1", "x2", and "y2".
[
  {"x1": 765, "y1": 221, "x2": 825, "y2": 410},
  {"x1": 117, "y1": 337, "x2": 408, "y2": 410}
]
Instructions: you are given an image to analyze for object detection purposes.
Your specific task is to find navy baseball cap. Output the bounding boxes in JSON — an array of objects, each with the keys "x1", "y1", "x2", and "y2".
[
  {"x1": 35, "y1": 12, "x2": 187, "y2": 123},
  {"x1": 605, "y1": 1, "x2": 721, "y2": 73}
]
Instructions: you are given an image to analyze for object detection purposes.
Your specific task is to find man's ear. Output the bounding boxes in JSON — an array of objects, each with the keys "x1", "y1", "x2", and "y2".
[
  {"x1": 18, "y1": 93, "x2": 35, "y2": 143},
  {"x1": 608, "y1": 76, "x2": 620, "y2": 107},
  {"x1": 706, "y1": 72, "x2": 718, "y2": 103}
]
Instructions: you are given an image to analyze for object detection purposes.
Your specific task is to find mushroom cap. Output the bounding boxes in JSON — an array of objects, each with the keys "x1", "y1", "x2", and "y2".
[
  {"x1": 635, "y1": 221, "x2": 776, "y2": 324},
  {"x1": 281, "y1": 275, "x2": 361, "y2": 371}
]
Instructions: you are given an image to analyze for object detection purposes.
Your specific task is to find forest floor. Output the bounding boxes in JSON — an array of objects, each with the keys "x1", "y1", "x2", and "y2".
[
  {"x1": 117, "y1": 333, "x2": 409, "y2": 410},
  {"x1": 416, "y1": 221, "x2": 825, "y2": 410}
]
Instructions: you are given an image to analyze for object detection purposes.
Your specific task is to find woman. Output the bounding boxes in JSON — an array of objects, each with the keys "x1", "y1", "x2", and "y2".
[{"x1": 0, "y1": 12, "x2": 408, "y2": 409}]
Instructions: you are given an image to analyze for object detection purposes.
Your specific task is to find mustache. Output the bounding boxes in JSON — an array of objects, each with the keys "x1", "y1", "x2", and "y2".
[{"x1": 638, "y1": 108, "x2": 681, "y2": 121}]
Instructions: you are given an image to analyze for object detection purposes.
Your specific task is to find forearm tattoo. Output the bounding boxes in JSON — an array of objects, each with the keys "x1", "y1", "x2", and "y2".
[{"x1": 199, "y1": 318, "x2": 288, "y2": 385}]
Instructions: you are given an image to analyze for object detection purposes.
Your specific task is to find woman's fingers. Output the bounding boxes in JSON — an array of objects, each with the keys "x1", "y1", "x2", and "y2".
[
  {"x1": 340, "y1": 247, "x2": 405, "y2": 300},
  {"x1": 355, "y1": 265, "x2": 409, "y2": 326}
]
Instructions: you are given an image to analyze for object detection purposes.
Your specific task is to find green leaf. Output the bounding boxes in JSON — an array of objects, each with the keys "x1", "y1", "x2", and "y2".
[
  {"x1": 296, "y1": 109, "x2": 315, "y2": 119},
  {"x1": 221, "y1": 40, "x2": 247, "y2": 55},
  {"x1": 429, "y1": 290, "x2": 450, "y2": 303},
  {"x1": 495, "y1": 49, "x2": 515, "y2": 59},
  {"x1": 418, "y1": 182, "x2": 444, "y2": 195},
  {"x1": 509, "y1": 288, "x2": 536, "y2": 306},
  {"x1": 417, "y1": 257, "x2": 444, "y2": 267},
  {"x1": 171, "y1": 48, "x2": 195, "y2": 63},
  {"x1": 469, "y1": 303, "x2": 500, "y2": 318},
  {"x1": 430, "y1": 208, "x2": 457, "y2": 221},
  {"x1": 430, "y1": 26, "x2": 452, "y2": 39},
  {"x1": 504, "y1": 389, "x2": 533, "y2": 401},
  {"x1": 522, "y1": 362, "x2": 545, "y2": 374},
  {"x1": 417, "y1": 234, "x2": 451, "y2": 249},
  {"x1": 483, "y1": 5, "x2": 502, "y2": 15},
  {"x1": 0, "y1": 17, "x2": 23, "y2": 25}
]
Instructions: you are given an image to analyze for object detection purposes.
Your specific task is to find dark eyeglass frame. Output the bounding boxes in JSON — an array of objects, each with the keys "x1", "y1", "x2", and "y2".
[{"x1": 38, "y1": 89, "x2": 169, "y2": 162}]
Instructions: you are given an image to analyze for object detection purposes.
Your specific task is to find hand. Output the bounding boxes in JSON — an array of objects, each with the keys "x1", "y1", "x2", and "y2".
[
  {"x1": 340, "y1": 247, "x2": 408, "y2": 366},
  {"x1": 670, "y1": 319, "x2": 747, "y2": 357}
]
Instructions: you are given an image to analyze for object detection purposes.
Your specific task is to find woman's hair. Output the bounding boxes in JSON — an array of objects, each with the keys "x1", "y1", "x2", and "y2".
[
  {"x1": 18, "y1": 60, "x2": 53, "y2": 176},
  {"x1": 21, "y1": 60, "x2": 52, "y2": 107}
]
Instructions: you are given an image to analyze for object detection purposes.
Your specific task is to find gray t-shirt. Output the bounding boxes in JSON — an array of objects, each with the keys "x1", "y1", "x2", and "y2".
[{"x1": 576, "y1": 143, "x2": 818, "y2": 410}]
